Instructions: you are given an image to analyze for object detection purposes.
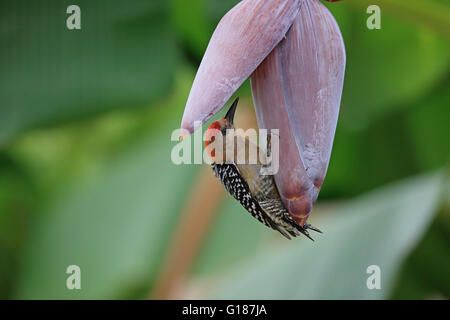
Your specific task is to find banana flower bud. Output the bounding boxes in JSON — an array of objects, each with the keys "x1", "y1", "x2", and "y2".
[{"x1": 180, "y1": 0, "x2": 345, "y2": 224}]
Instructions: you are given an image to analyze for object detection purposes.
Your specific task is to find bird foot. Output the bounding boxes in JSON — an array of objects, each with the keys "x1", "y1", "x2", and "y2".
[{"x1": 304, "y1": 223, "x2": 322, "y2": 234}]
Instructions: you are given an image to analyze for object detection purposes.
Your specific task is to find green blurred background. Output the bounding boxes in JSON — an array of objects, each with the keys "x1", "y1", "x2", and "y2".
[{"x1": 0, "y1": 0, "x2": 449, "y2": 299}]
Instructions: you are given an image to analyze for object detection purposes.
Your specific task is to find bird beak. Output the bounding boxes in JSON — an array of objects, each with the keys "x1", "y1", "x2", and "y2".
[{"x1": 225, "y1": 97, "x2": 239, "y2": 126}]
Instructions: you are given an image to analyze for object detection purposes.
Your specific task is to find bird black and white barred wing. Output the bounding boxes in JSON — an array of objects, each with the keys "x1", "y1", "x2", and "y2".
[
  {"x1": 211, "y1": 163, "x2": 274, "y2": 228},
  {"x1": 211, "y1": 163, "x2": 310, "y2": 240}
]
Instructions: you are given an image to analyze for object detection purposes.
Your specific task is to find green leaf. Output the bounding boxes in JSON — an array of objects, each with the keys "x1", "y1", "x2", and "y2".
[
  {"x1": 0, "y1": 154, "x2": 37, "y2": 298},
  {"x1": 390, "y1": 210, "x2": 450, "y2": 299},
  {"x1": 345, "y1": 0, "x2": 450, "y2": 39},
  {"x1": 340, "y1": 8, "x2": 450, "y2": 129},
  {"x1": 213, "y1": 172, "x2": 443, "y2": 299},
  {"x1": 405, "y1": 83, "x2": 450, "y2": 170},
  {"x1": 170, "y1": 0, "x2": 211, "y2": 57},
  {"x1": 192, "y1": 196, "x2": 268, "y2": 276},
  {"x1": 0, "y1": 0, "x2": 178, "y2": 143},
  {"x1": 207, "y1": 0, "x2": 240, "y2": 24},
  {"x1": 13, "y1": 108, "x2": 198, "y2": 299}
]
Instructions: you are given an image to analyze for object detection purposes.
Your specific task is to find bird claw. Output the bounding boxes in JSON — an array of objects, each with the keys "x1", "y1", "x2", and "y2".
[
  {"x1": 290, "y1": 221, "x2": 322, "y2": 241},
  {"x1": 302, "y1": 230, "x2": 314, "y2": 242},
  {"x1": 304, "y1": 223, "x2": 322, "y2": 234},
  {"x1": 285, "y1": 218, "x2": 315, "y2": 241}
]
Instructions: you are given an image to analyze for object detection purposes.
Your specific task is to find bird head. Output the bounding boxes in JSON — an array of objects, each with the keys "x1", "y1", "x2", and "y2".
[
  {"x1": 204, "y1": 97, "x2": 238, "y2": 148},
  {"x1": 204, "y1": 97, "x2": 239, "y2": 161}
]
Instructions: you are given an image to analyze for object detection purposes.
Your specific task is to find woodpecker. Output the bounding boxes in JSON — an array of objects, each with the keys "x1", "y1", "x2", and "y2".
[{"x1": 204, "y1": 98, "x2": 321, "y2": 240}]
